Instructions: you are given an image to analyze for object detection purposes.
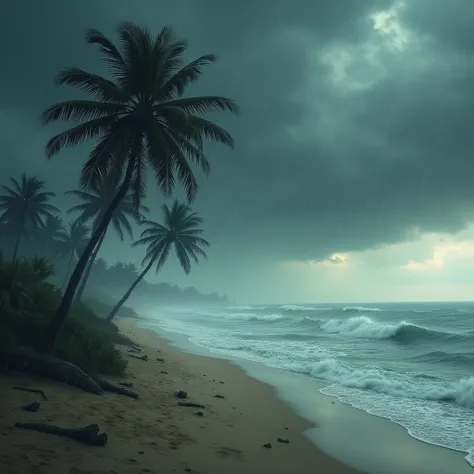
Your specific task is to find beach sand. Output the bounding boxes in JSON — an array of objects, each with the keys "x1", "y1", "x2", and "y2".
[{"x1": 0, "y1": 317, "x2": 361, "y2": 474}]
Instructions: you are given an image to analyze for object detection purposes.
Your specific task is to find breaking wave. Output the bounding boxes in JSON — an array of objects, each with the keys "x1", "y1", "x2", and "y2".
[{"x1": 320, "y1": 316, "x2": 472, "y2": 344}]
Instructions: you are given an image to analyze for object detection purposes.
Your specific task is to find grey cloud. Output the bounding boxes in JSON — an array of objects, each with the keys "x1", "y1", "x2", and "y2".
[{"x1": 1, "y1": 0, "x2": 474, "y2": 298}]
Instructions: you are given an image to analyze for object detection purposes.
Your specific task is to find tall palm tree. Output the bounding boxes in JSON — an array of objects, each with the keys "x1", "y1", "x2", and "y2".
[
  {"x1": 0, "y1": 174, "x2": 58, "y2": 260},
  {"x1": 40, "y1": 22, "x2": 238, "y2": 349},
  {"x1": 35, "y1": 214, "x2": 65, "y2": 255},
  {"x1": 55, "y1": 221, "x2": 90, "y2": 288},
  {"x1": 66, "y1": 173, "x2": 148, "y2": 303},
  {"x1": 106, "y1": 200, "x2": 208, "y2": 322}
]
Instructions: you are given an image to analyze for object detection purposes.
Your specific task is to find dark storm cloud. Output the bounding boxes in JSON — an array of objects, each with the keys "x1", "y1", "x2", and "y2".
[{"x1": 1, "y1": 0, "x2": 474, "y2": 272}]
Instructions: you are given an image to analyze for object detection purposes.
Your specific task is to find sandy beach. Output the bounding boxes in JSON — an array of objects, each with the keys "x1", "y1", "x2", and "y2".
[{"x1": 0, "y1": 317, "x2": 361, "y2": 474}]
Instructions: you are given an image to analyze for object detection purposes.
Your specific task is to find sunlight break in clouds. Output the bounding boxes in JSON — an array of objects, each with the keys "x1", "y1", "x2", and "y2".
[
  {"x1": 401, "y1": 236, "x2": 474, "y2": 272},
  {"x1": 309, "y1": 253, "x2": 350, "y2": 267},
  {"x1": 320, "y1": 0, "x2": 412, "y2": 91}
]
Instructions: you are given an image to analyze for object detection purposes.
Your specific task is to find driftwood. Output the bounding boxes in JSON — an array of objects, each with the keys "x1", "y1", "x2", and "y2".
[
  {"x1": 178, "y1": 401, "x2": 205, "y2": 409},
  {"x1": 2, "y1": 347, "x2": 102, "y2": 394},
  {"x1": 90, "y1": 375, "x2": 139, "y2": 399},
  {"x1": 128, "y1": 353, "x2": 148, "y2": 361},
  {"x1": 15, "y1": 422, "x2": 107, "y2": 446},
  {"x1": 14, "y1": 386, "x2": 48, "y2": 400}
]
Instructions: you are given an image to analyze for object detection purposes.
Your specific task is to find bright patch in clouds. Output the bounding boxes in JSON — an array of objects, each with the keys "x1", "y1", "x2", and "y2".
[
  {"x1": 280, "y1": 227, "x2": 474, "y2": 303},
  {"x1": 401, "y1": 235, "x2": 474, "y2": 271},
  {"x1": 320, "y1": 0, "x2": 412, "y2": 91},
  {"x1": 309, "y1": 253, "x2": 350, "y2": 267}
]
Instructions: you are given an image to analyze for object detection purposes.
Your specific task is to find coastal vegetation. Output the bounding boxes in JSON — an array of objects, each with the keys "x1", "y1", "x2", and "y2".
[{"x1": 0, "y1": 21, "x2": 237, "y2": 389}]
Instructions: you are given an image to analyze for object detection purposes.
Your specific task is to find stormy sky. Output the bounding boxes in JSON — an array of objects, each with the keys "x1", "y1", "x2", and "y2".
[{"x1": 2, "y1": 0, "x2": 474, "y2": 304}]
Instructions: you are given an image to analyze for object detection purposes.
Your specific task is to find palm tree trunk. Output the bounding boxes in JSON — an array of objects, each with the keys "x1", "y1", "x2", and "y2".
[
  {"x1": 106, "y1": 260, "x2": 153, "y2": 322},
  {"x1": 12, "y1": 224, "x2": 24, "y2": 260},
  {"x1": 73, "y1": 229, "x2": 107, "y2": 304},
  {"x1": 62, "y1": 251, "x2": 74, "y2": 289},
  {"x1": 43, "y1": 159, "x2": 135, "y2": 350}
]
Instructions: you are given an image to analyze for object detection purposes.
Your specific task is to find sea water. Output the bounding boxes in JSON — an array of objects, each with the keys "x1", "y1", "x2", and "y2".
[{"x1": 139, "y1": 302, "x2": 474, "y2": 467}]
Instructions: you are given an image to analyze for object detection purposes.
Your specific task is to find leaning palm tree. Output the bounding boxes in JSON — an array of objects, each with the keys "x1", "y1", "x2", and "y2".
[
  {"x1": 106, "y1": 201, "x2": 208, "y2": 322},
  {"x1": 0, "y1": 174, "x2": 58, "y2": 260},
  {"x1": 67, "y1": 173, "x2": 148, "y2": 303},
  {"x1": 55, "y1": 221, "x2": 90, "y2": 288},
  {"x1": 40, "y1": 22, "x2": 238, "y2": 349}
]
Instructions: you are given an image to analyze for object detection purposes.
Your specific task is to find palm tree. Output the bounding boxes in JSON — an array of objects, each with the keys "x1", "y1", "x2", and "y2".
[
  {"x1": 106, "y1": 200, "x2": 208, "y2": 322},
  {"x1": 107, "y1": 261, "x2": 139, "y2": 288},
  {"x1": 66, "y1": 173, "x2": 148, "y2": 303},
  {"x1": 0, "y1": 174, "x2": 59, "y2": 260},
  {"x1": 55, "y1": 221, "x2": 90, "y2": 288},
  {"x1": 40, "y1": 22, "x2": 238, "y2": 349},
  {"x1": 35, "y1": 214, "x2": 65, "y2": 255}
]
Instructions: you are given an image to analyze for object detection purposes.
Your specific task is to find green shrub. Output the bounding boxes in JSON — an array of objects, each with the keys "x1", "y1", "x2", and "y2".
[{"x1": 0, "y1": 253, "x2": 128, "y2": 376}]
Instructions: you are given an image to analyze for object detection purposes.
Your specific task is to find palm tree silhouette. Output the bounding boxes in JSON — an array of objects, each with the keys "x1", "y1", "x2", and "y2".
[
  {"x1": 35, "y1": 214, "x2": 65, "y2": 255},
  {"x1": 0, "y1": 174, "x2": 58, "y2": 260},
  {"x1": 55, "y1": 221, "x2": 90, "y2": 288},
  {"x1": 66, "y1": 173, "x2": 148, "y2": 303},
  {"x1": 106, "y1": 200, "x2": 208, "y2": 322},
  {"x1": 41, "y1": 22, "x2": 238, "y2": 348}
]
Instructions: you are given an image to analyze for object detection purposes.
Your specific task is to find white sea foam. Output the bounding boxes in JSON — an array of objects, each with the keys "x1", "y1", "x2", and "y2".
[
  {"x1": 321, "y1": 316, "x2": 407, "y2": 339},
  {"x1": 342, "y1": 306, "x2": 384, "y2": 312},
  {"x1": 279, "y1": 304, "x2": 331, "y2": 311}
]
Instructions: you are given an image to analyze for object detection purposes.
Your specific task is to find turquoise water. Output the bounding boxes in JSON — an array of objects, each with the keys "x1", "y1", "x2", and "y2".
[{"x1": 140, "y1": 301, "x2": 474, "y2": 467}]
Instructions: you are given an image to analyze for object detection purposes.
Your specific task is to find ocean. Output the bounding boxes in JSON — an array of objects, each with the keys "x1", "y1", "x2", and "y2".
[{"x1": 139, "y1": 301, "x2": 474, "y2": 469}]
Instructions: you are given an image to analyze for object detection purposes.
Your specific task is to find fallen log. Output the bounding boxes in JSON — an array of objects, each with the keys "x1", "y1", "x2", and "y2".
[
  {"x1": 128, "y1": 353, "x2": 148, "y2": 361},
  {"x1": 15, "y1": 422, "x2": 107, "y2": 446},
  {"x1": 14, "y1": 386, "x2": 48, "y2": 400},
  {"x1": 2, "y1": 347, "x2": 102, "y2": 395},
  {"x1": 178, "y1": 401, "x2": 205, "y2": 409},
  {"x1": 90, "y1": 375, "x2": 139, "y2": 399}
]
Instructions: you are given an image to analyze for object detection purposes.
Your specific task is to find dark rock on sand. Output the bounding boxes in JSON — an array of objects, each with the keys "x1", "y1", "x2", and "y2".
[
  {"x1": 263, "y1": 443, "x2": 272, "y2": 449},
  {"x1": 214, "y1": 394, "x2": 225, "y2": 399},
  {"x1": 277, "y1": 438, "x2": 290, "y2": 444},
  {"x1": 22, "y1": 402, "x2": 40, "y2": 412},
  {"x1": 175, "y1": 390, "x2": 188, "y2": 399}
]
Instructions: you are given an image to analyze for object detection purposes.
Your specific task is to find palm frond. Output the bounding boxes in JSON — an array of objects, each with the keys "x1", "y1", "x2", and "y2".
[{"x1": 55, "y1": 68, "x2": 126, "y2": 102}]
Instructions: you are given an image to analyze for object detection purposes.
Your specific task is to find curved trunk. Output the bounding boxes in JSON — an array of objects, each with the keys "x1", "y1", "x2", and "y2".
[
  {"x1": 62, "y1": 251, "x2": 74, "y2": 289},
  {"x1": 106, "y1": 260, "x2": 153, "y2": 322},
  {"x1": 43, "y1": 160, "x2": 135, "y2": 350},
  {"x1": 73, "y1": 229, "x2": 107, "y2": 304}
]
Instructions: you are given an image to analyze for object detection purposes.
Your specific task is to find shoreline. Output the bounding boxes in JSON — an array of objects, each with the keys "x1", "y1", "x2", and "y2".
[
  {"x1": 137, "y1": 316, "x2": 474, "y2": 474},
  {"x1": 0, "y1": 316, "x2": 362, "y2": 474}
]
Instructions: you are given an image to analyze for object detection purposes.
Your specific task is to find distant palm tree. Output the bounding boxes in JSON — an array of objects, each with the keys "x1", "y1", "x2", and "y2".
[
  {"x1": 66, "y1": 174, "x2": 148, "y2": 303},
  {"x1": 40, "y1": 21, "x2": 238, "y2": 348},
  {"x1": 0, "y1": 174, "x2": 58, "y2": 260},
  {"x1": 55, "y1": 221, "x2": 90, "y2": 288},
  {"x1": 35, "y1": 214, "x2": 65, "y2": 255},
  {"x1": 107, "y1": 262, "x2": 139, "y2": 288},
  {"x1": 106, "y1": 201, "x2": 208, "y2": 322}
]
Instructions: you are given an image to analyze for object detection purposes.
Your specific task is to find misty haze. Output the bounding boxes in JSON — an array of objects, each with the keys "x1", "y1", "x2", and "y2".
[{"x1": 1, "y1": 1, "x2": 474, "y2": 474}]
